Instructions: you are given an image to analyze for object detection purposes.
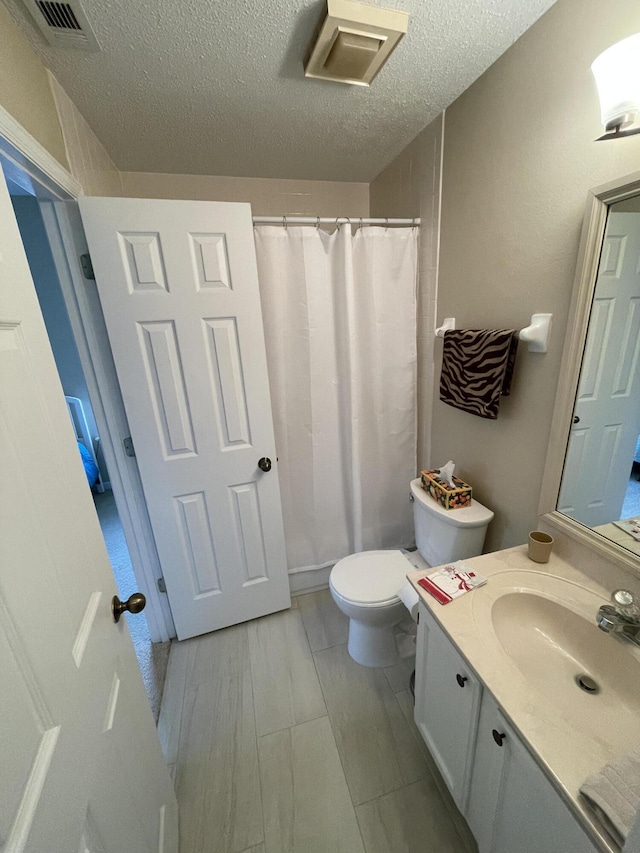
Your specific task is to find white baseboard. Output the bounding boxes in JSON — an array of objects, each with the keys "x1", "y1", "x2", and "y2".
[{"x1": 288, "y1": 564, "x2": 333, "y2": 595}]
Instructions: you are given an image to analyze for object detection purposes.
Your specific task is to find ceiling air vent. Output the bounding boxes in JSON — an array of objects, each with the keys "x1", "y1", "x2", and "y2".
[
  {"x1": 305, "y1": 0, "x2": 408, "y2": 86},
  {"x1": 21, "y1": 0, "x2": 101, "y2": 50}
]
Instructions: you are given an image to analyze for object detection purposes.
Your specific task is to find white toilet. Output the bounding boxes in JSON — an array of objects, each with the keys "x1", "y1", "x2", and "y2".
[{"x1": 329, "y1": 477, "x2": 494, "y2": 667}]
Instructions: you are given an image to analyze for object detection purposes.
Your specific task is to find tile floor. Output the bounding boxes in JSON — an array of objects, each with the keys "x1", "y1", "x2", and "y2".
[{"x1": 158, "y1": 589, "x2": 477, "y2": 853}]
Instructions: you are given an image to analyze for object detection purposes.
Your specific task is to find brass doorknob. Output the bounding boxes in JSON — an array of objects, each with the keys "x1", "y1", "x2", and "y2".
[
  {"x1": 258, "y1": 457, "x2": 272, "y2": 472},
  {"x1": 112, "y1": 592, "x2": 146, "y2": 623}
]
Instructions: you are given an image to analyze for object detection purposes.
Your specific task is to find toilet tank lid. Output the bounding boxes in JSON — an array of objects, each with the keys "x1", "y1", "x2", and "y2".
[
  {"x1": 331, "y1": 550, "x2": 410, "y2": 604},
  {"x1": 410, "y1": 478, "x2": 494, "y2": 527}
]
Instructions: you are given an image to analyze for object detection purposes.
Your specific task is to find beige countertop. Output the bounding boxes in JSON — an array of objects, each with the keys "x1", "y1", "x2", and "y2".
[{"x1": 406, "y1": 545, "x2": 640, "y2": 853}]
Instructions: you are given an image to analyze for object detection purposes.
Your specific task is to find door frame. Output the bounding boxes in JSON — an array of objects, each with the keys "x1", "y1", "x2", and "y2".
[{"x1": 0, "y1": 104, "x2": 175, "y2": 641}]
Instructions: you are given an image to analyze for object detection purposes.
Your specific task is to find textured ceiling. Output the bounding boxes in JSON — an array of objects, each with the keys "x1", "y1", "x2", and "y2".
[{"x1": 4, "y1": 0, "x2": 557, "y2": 181}]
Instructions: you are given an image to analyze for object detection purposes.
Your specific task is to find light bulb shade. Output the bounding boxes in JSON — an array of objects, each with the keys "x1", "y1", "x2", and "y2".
[{"x1": 591, "y1": 33, "x2": 640, "y2": 129}]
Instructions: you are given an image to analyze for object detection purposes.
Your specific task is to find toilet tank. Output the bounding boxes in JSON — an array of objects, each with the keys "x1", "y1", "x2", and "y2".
[{"x1": 410, "y1": 478, "x2": 494, "y2": 567}]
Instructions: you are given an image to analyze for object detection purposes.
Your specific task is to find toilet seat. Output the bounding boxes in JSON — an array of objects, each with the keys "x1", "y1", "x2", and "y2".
[{"x1": 330, "y1": 550, "x2": 410, "y2": 607}]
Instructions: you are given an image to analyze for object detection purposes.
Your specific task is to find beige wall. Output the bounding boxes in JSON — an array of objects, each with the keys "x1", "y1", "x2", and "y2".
[
  {"x1": 370, "y1": 115, "x2": 443, "y2": 470},
  {"x1": 434, "y1": 0, "x2": 640, "y2": 552},
  {"x1": 0, "y1": 4, "x2": 68, "y2": 170},
  {"x1": 50, "y1": 76, "x2": 123, "y2": 196},
  {"x1": 51, "y1": 75, "x2": 122, "y2": 196},
  {"x1": 121, "y1": 171, "x2": 369, "y2": 217}
]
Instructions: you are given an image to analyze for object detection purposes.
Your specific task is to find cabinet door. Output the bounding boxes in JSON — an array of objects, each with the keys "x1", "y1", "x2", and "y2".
[
  {"x1": 466, "y1": 691, "x2": 511, "y2": 851},
  {"x1": 469, "y1": 692, "x2": 598, "y2": 853},
  {"x1": 414, "y1": 603, "x2": 482, "y2": 811}
]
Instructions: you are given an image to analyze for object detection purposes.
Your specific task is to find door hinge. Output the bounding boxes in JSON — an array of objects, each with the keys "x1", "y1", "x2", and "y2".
[
  {"x1": 80, "y1": 253, "x2": 95, "y2": 280},
  {"x1": 123, "y1": 436, "x2": 135, "y2": 457},
  {"x1": 157, "y1": 577, "x2": 167, "y2": 593}
]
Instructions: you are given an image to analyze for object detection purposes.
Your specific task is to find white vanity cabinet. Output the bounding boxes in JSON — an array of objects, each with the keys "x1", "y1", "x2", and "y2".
[
  {"x1": 414, "y1": 603, "x2": 482, "y2": 811},
  {"x1": 414, "y1": 602, "x2": 600, "y2": 853}
]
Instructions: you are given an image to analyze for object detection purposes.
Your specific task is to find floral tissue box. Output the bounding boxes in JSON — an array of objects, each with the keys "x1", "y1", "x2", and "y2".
[{"x1": 420, "y1": 469, "x2": 472, "y2": 510}]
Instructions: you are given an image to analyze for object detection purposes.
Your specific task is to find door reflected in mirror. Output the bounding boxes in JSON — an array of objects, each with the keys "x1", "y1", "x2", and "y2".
[{"x1": 558, "y1": 193, "x2": 640, "y2": 557}]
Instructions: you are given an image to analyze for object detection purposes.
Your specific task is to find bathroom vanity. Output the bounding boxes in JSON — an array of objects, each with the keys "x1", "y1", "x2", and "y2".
[{"x1": 407, "y1": 547, "x2": 640, "y2": 853}]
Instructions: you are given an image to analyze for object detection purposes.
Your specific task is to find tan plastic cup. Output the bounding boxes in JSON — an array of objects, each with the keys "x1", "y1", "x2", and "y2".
[{"x1": 528, "y1": 531, "x2": 554, "y2": 563}]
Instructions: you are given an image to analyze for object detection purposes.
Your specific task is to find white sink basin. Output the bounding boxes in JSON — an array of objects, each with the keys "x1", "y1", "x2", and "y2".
[
  {"x1": 472, "y1": 570, "x2": 640, "y2": 738},
  {"x1": 492, "y1": 591, "x2": 640, "y2": 720}
]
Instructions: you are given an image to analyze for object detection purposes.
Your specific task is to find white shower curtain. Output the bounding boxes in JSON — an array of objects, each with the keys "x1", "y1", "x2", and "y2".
[{"x1": 254, "y1": 224, "x2": 418, "y2": 575}]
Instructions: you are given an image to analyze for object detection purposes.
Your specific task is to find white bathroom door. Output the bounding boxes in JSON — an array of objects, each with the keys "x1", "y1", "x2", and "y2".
[
  {"x1": 559, "y1": 212, "x2": 640, "y2": 525},
  {"x1": 79, "y1": 197, "x2": 290, "y2": 640},
  {"x1": 0, "y1": 174, "x2": 177, "y2": 851}
]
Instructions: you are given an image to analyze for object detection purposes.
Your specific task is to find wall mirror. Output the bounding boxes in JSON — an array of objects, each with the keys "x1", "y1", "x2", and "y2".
[{"x1": 540, "y1": 170, "x2": 640, "y2": 573}]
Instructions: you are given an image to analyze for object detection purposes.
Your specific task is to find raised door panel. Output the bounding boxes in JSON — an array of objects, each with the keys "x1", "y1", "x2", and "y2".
[
  {"x1": 414, "y1": 604, "x2": 482, "y2": 812},
  {"x1": 90, "y1": 658, "x2": 179, "y2": 853}
]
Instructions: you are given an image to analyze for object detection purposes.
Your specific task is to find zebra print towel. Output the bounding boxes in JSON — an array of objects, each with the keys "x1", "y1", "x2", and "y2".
[{"x1": 439, "y1": 329, "x2": 518, "y2": 419}]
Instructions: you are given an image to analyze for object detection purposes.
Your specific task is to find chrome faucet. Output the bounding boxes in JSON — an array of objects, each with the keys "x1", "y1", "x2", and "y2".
[{"x1": 597, "y1": 590, "x2": 640, "y2": 647}]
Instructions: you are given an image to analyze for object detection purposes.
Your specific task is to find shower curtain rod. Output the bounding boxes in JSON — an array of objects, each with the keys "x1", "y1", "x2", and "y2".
[{"x1": 252, "y1": 216, "x2": 420, "y2": 226}]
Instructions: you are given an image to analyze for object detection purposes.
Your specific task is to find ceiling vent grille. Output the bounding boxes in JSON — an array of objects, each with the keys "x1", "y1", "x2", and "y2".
[{"x1": 21, "y1": 0, "x2": 101, "y2": 50}]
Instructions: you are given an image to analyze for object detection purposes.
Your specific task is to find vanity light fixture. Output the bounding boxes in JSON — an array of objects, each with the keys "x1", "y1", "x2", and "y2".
[
  {"x1": 304, "y1": 0, "x2": 408, "y2": 86},
  {"x1": 592, "y1": 33, "x2": 640, "y2": 140}
]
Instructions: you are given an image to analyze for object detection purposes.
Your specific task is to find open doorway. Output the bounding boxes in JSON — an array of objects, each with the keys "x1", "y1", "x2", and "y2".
[
  {"x1": 621, "y1": 440, "x2": 640, "y2": 519},
  {"x1": 3, "y1": 169, "x2": 170, "y2": 721}
]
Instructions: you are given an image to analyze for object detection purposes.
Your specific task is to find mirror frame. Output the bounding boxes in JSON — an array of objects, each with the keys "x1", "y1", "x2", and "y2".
[{"x1": 539, "y1": 169, "x2": 640, "y2": 574}]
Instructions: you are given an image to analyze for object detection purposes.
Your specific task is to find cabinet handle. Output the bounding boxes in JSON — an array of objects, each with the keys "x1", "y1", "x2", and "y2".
[
  {"x1": 456, "y1": 673, "x2": 468, "y2": 688},
  {"x1": 492, "y1": 729, "x2": 506, "y2": 747}
]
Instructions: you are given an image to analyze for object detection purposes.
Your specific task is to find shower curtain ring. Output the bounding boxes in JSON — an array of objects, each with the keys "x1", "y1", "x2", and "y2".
[
  {"x1": 282, "y1": 215, "x2": 287, "y2": 230},
  {"x1": 385, "y1": 217, "x2": 389, "y2": 231},
  {"x1": 316, "y1": 216, "x2": 320, "y2": 229}
]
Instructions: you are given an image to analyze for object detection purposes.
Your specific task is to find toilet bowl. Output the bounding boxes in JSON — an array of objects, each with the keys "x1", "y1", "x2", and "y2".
[
  {"x1": 330, "y1": 550, "x2": 411, "y2": 667},
  {"x1": 330, "y1": 478, "x2": 494, "y2": 667}
]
